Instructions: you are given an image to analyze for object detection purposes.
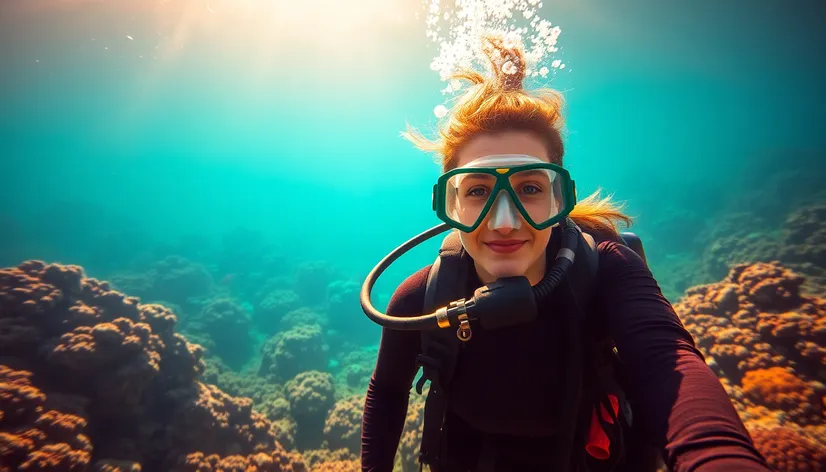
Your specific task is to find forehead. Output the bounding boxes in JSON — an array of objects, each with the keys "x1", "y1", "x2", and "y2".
[
  {"x1": 453, "y1": 169, "x2": 554, "y2": 190},
  {"x1": 458, "y1": 169, "x2": 550, "y2": 181},
  {"x1": 456, "y1": 131, "x2": 550, "y2": 168}
]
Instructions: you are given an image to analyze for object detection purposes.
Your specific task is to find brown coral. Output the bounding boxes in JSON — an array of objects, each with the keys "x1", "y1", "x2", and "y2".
[
  {"x1": 109, "y1": 256, "x2": 213, "y2": 307},
  {"x1": 285, "y1": 371, "x2": 336, "y2": 450},
  {"x1": 187, "y1": 298, "x2": 253, "y2": 370},
  {"x1": 164, "y1": 382, "x2": 280, "y2": 463},
  {"x1": 0, "y1": 261, "x2": 298, "y2": 470},
  {"x1": 260, "y1": 326, "x2": 329, "y2": 381},
  {"x1": 255, "y1": 289, "x2": 302, "y2": 335},
  {"x1": 322, "y1": 395, "x2": 364, "y2": 455}
]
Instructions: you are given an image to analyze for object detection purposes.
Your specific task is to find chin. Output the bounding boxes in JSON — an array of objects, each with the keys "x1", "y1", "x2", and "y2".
[{"x1": 484, "y1": 261, "x2": 530, "y2": 280}]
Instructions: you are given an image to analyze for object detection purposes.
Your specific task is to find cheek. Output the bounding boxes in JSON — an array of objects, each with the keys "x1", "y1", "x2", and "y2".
[
  {"x1": 461, "y1": 229, "x2": 484, "y2": 257},
  {"x1": 531, "y1": 228, "x2": 553, "y2": 250}
]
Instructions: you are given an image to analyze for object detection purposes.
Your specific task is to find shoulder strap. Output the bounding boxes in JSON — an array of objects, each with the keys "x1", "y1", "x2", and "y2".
[
  {"x1": 573, "y1": 230, "x2": 661, "y2": 472},
  {"x1": 564, "y1": 229, "x2": 599, "y2": 320},
  {"x1": 422, "y1": 230, "x2": 466, "y2": 316},
  {"x1": 416, "y1": 230, "x2": 468, "y2": 470}
]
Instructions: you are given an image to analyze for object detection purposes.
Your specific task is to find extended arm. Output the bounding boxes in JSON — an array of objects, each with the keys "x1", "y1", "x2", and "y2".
[{"x1": 596, "y1": 242, "x2": 770, "y2": 471}]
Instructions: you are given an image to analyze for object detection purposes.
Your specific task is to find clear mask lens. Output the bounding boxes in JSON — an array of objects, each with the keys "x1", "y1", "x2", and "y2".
[{"x1": 444, "y1": 167, "x2": 565, "y2": 229}]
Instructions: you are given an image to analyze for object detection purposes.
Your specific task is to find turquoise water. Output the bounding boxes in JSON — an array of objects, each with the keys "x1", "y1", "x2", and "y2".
[
  {"x1": 1, "y1": 0, "x2": 824, "y2": 316},
  {"x1": 2, "y1": 2, "x2": 825, "y2": 470}
]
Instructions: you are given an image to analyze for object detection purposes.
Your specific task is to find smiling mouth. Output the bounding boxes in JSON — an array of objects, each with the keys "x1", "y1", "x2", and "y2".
[{"x1": 485, "y1": 241, "x2": 526, "y2": 254}]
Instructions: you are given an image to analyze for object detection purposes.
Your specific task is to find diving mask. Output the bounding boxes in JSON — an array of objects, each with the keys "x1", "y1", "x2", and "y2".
[{"x1": 432, "y1": 154, "x2": 577, "y2": 232}]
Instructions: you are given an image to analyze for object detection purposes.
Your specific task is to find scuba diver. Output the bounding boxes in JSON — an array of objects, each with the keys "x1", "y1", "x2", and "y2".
[{"x1": 359, "y1": 36, "x2": 771, "y2": 472}]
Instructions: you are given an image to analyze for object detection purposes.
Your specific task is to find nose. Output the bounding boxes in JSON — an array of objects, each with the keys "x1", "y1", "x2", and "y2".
[{"x1": 486, "y1": 192, "x2": 522, "y2": 232}]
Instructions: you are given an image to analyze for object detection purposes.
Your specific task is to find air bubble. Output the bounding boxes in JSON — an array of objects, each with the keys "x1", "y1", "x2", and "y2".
[
  {"x1": 434, "y1": 104, "x2": 449, "y2": 118},
  {"x1": 502, "y1": 60, "x2": 518, "y2": 75},
  {"x1": 424, "y1": 0, "x2": 567, "y2": 96}
]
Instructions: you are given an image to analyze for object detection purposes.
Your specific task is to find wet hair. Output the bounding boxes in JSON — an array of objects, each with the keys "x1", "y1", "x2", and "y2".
[{"x1": 403, "y1": 34, "x2": 633, "y2": 238}]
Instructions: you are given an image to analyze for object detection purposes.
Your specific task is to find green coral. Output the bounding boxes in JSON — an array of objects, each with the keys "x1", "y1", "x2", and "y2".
[{"x1": 259, "y1": 325, "x2": 328, "y2": 381}]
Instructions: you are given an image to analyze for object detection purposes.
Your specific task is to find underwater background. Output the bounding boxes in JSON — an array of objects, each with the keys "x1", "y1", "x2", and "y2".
[{"x1": 1, "y1": 0, "x2": 825, "y2": 470}]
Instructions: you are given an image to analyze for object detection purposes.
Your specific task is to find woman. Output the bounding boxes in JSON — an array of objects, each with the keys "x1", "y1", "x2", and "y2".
[{"x1": 361, "y1": 36, "x2": 769, "y2": 472}]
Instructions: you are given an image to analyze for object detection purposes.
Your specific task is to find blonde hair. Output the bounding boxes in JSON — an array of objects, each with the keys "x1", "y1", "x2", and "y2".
[{"x1": 402, "y1": 35, "x2": 633, "y2": 238}]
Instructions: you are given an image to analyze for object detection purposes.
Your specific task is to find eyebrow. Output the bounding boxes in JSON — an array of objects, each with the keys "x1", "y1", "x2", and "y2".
[
  {"x1": 513, "y1": 170, "x2": 552, "y2": 179},
  {"x1": 458, "y1": 174, "x2": 496, "y2": 183}
]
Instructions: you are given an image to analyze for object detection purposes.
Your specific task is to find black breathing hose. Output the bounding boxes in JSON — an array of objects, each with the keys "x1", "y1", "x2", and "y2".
[
  {"x1": 360, "y1": 218, "x2": 580, "y2": 331},
  {"x1": 532, "y1": 218, "x2": 579, "y2": 301},
  {"x1": 360, "y1": 223, "x2": 452, "y2": 330}
]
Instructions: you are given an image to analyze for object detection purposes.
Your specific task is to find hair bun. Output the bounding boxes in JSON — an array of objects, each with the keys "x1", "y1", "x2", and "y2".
[{"x1": 481, "y1": 35, "x2": 526, "y2": 92}]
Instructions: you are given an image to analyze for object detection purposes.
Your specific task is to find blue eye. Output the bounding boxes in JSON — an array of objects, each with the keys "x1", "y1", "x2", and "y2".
[
  {"x1": 467, "y1": 187, "x2": 489, "y2": 197},
  {"x1": 520, "y1": 184, "x2": 543, "y2": 195}
]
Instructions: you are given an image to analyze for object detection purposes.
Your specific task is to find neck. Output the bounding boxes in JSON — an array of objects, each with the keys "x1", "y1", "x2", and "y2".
[{"x1": 525, "y1": 251, "x2": 548, "y2": 285}]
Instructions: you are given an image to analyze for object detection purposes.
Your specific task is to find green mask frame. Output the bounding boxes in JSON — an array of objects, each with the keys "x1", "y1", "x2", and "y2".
[{"x1": 432, "y1": 161, "x2": 578, "y2": 233}]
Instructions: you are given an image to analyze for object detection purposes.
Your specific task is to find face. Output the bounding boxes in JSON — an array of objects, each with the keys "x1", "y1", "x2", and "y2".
[{"x1": 453, "y1": 130, "x2": 554, "y2": 285}]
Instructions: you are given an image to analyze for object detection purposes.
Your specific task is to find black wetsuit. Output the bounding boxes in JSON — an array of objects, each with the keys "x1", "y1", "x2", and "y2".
[{"x1": 361, "y1": 239, "x2": 770, "y2": 471}]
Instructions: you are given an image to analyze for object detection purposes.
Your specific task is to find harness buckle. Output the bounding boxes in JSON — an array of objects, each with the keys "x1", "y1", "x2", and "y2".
[
  {"x1": 415, "y1": 353, "x2": 444, "y2": 394},
  {"x1": 456, "y1": 313, "x2": 472, "y2": 341}
]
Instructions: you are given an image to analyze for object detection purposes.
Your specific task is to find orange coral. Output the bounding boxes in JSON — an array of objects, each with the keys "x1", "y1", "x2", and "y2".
[
  {"x1": 300, "y1": 448, "x2": 356, "y2": 471},
  {"x1": 18, "y1": 443, "x2": 90, "y2": 471},
  {"x1": 0, "y1": 364, "x2": 91, "y2": 472},
  {"x1": 93, "y1": 460, "x2": 143, "y2": 471},
  {"x1": 173, "y1": 449, "x2": 307, "y2": 472},
  {"x1": 310, "y1": 459, "x2": 360, "y2": 472},
  {"x1": 677, "y1": 262, "x2": 825, "y2": 384},
  {"x1": 677, "y1": 260, "x2": 826, "y2": 454},
  {"x1": 749, "y1": 425, "x2": 826, "y2": 472},
  {"x1": 741, "y1": 367, "x2": 823, "y2": 425}
]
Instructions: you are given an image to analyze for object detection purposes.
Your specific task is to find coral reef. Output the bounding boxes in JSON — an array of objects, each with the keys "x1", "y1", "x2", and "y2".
[
  {"x1": 322, "y1": 395, "x2": 364, "y2": 456},
  {"x1": 301, "y1": 448, "x2": 358, "y2": 472},
  {"x1": 696, "y1": 204, "x2": 826, "y2": 298},
  {"x1": 331, "y1": 350, "x2": 377, "y2": 399},
  {"x1": 779, "y1": 205, "x2": 826, "y2": 294},
  {"x1": 326, "y1": 280, "x2": 381, "y2": 349},
  {"x1": 676, "y1": 261, "x2": 826, "y2": 426},
  {"x1": 294, "y1": 262, "x2": 337, "y2": 307},
  {"x1": 256, "y1": 289, "x2": 302, "y2": 335},
  {"x1": 186, "y1": 298, "x2": 253, "y2": 370},
  {"x1": 260, "y1": 325, "x2": 329, "y2": 382},
  {"x1": 397, "y1": 392, "x2": 427, "y2": 472},
  {"x1": 281, "y1": 308, "x2": 329, "y2": 332},
  {"x1": 0, "y1": 261, "x2": 305, "y2": 471},
  {"x1": 2, "y1": 193, "x2": 825, "y2": 471},
  {"x1": 0, "y1": 363, "x2": 92, "y2": 471},
  {"x1": 749, "y1": 424, "x2": 826, "y2": 472},
  {"x1": 109, "y1": 256, "x2": 213, "y2": 307},
  {"x1": 285, "y1": 371, "x2": 336, "y2": 450}
]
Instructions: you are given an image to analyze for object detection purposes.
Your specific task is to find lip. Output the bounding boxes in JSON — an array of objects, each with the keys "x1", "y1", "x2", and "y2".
[{"x1": 485, "y1": 240, "x2": 526, "y2": 254}]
